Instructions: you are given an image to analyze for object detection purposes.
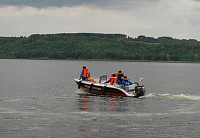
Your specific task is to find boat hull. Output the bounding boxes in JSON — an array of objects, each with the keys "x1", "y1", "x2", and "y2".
[{"x1": 75, "y1": 79, "x2": 145, "y2": 97}]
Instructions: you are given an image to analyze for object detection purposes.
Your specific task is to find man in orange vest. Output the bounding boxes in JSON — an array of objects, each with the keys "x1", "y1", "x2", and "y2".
[
  {"x1": 106, "y1": 74, "x2": 121, "y2": 85},
  {"x1": 80, "y1": 66, "x2": 90, "y2": 81}
]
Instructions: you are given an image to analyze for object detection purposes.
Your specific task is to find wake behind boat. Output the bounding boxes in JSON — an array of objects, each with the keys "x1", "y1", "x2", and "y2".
[{"x1": 74, "y1": 74, "x2": 146, "y2": 98}]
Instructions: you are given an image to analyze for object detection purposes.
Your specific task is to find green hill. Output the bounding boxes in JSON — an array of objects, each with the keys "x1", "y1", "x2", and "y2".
[{"x1": 0, "y1": 33, "x2": 200, "y2": 61}]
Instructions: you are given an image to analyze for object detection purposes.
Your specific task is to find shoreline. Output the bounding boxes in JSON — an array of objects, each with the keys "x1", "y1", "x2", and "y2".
[{"x1": 0, "y1": 58, "x2": 200, "y2": 63}]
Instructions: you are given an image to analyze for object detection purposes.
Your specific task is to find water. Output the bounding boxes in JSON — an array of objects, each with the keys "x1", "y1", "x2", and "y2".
[{"x1": 0, "y1": 59, "x2": 200, "y2": 138}]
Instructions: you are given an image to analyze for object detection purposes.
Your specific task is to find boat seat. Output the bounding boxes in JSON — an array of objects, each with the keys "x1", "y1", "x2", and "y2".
[{"x1": 122, "y1": 84, "x2": 137, "y2": 92}]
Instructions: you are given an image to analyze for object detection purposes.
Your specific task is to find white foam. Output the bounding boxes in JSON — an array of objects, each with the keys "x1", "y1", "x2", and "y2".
[{"x1": 144, "y1": 93, "x2": 200, "y2": 101}]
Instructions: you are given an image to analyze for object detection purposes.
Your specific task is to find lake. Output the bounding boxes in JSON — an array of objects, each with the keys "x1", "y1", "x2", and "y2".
[{"x1": 0, "y1": 59, "x2": 200, "y2": 138}]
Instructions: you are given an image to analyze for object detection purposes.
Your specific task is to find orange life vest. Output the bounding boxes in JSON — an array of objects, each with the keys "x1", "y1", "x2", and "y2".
[
  {"x1": 110, "y1": 76, "x2": 117, "y2": 85},
  {"x1": 83, "y1": 69, "x2": 90, "y2": 78},
  {"x1": 123, "y1": 78, "x2": 129, "y2": 81}
]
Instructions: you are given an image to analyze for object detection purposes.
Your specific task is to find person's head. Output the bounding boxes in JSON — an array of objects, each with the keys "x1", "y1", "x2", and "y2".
[
  {"x1": 118, "y1": 70, "x2": 124, "y2": 75},
  {"x1": 83, "y1": 66, "x2": 86, "y2": 69},
  {"x1": 111, "y1": 74, "x2": 116, "y2": 77}
]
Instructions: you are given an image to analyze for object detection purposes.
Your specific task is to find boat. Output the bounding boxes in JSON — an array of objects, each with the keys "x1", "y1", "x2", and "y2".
[{"x1": 74, "y1": 74, "x2": 146, "y2": 98}]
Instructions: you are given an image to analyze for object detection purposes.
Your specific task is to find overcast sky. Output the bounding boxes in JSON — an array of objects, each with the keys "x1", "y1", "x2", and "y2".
[{"x1": 0, "y1": 0, "x2": 200, "y2": 40}]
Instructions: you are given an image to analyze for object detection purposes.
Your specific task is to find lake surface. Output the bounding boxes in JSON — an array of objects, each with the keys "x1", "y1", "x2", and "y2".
[{"x1": 0, "y1": 59, "x2": 200, "y2": 138}]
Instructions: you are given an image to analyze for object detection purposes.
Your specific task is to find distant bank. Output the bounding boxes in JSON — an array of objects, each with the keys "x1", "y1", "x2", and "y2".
[{"x1": 0, "y1": 33, "x2": 200, "y2": 62}]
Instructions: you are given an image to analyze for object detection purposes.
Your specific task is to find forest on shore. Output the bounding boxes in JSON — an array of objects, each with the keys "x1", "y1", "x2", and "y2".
[{"x1": 0, "y1": 33, "x2": 200, "y2": 61}]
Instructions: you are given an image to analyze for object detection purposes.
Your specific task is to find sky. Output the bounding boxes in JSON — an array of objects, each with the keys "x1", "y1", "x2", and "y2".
[{"x1": 0, "y1": 0, "x2": 200, "y2": 40}]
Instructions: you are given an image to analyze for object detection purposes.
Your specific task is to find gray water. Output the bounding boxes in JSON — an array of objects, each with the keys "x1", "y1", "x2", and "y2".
[{"x1": 0, "y1": 59, "x2": 200, "y2": 138}]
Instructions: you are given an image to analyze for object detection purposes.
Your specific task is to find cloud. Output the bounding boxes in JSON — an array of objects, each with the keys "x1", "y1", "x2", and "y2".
[
  {"x1": 0, "y1": 6, "x2": 137, "y2": 36},
  {"x1": 0, "y1": 0, "x2": 200, "y2": 40},
  {"x1": 0, "y1": 0, "x2": 159, "y2": 8}
]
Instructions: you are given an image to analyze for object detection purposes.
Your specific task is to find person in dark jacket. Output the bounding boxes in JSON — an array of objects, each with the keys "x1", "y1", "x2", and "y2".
[
  {"x1": 80, "y1": 66, "x2": 90, "y2": 81},
  {"x1": 117, "y1": 70, "x2": 125, "y2": 84}
]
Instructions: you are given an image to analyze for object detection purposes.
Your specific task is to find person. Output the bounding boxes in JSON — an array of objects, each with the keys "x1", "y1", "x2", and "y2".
[
  {"x1": 122, "y1": 76, "x2": 133, "y2": 86},
  {"x1": 117, "y1": 70, "x2": 125, "y2": 84},
  {"x1": 106, "y1": 74, "x2": 121, "y2": 85},
  {"x1": 80, "y1": 66, "x2": 90, "y2": 81}
]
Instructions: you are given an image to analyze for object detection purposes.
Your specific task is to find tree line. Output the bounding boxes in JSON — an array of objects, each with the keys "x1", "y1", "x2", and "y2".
[{"x1": 0, "y1": 33, "x2": 200, "y2": 61}]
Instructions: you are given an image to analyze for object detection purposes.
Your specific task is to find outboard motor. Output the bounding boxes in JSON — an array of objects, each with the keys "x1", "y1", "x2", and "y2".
[{"x1": 135, "y1": 85, "x2": 146, "y2": 97}]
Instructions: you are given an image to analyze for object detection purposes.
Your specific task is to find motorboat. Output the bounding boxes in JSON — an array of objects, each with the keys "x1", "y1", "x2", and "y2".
[{"x1": 74, "y1": 74, "x2": 146, "y2": 98}]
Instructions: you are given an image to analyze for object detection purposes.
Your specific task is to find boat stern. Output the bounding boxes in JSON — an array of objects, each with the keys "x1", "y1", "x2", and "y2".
[{"x1": 135, "y1": 85, "x2": 146, "y2": 97}]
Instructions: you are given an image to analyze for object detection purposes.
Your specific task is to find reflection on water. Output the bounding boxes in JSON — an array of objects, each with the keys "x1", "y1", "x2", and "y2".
[
  {"x1": 110, "y1": 96, "x2": 117, "y2": 111},
  {"x1": 78, "y1": 94, "x2": 120, "y2": 112},
  {"x1": 80, "y1": 95, "x2": 90, "y2": 111},
  {"x1": 77, "y1": 93, "x2": 132, "y2": 113}
]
